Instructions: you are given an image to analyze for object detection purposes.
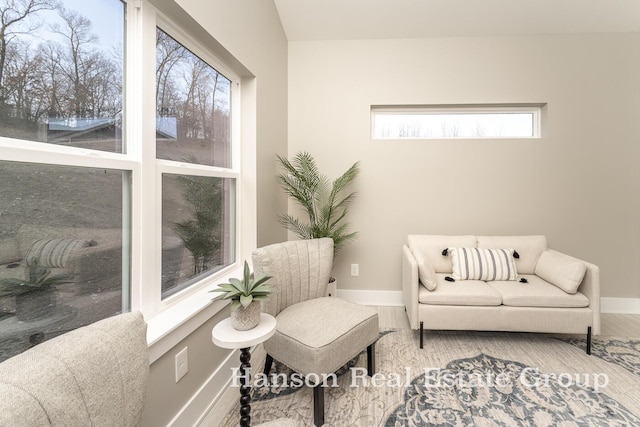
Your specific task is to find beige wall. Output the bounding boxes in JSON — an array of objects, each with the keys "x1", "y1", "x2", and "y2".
[
  {"x1": 288, "y1": 33, "x2": 640, "y2": 299},
  {"x1": 142, "y1": 307, "x2": 231, "y2": 426},
  {"x1": 142, "y1": 0, "x2": 288, "y2": 425}
]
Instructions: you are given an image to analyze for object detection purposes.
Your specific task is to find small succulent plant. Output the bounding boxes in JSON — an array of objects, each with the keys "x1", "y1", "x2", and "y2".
[{"x1": 210, "y1": 261, "x2": 273, "y2": 308}]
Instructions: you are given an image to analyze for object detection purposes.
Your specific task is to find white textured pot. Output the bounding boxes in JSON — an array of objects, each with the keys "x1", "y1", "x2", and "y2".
[{"x1": 230, "y1": 301, "x2": 261, "y2": 331}]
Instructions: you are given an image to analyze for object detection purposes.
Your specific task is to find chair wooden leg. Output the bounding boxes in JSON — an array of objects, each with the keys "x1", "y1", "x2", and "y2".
[
  {"x1": 263, "y1": 354, "x2": 273, "y2": 376},
  {"x1": 419, "y1": 321, "x2": 424, "y2": 349},
  {"x1": 367, "y1": 343, "x2": 375, "y2": 375},
  {"x1": 313, "y1": 383, "x2": 324, "y2": 426},
  {"x1": 586, "y1": 326, "x2": 592, "y2": 355}
]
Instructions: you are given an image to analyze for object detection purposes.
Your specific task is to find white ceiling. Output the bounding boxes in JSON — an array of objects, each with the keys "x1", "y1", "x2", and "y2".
[{"x1": 274, "y1": 0, "x2": 640, "y2": 41}]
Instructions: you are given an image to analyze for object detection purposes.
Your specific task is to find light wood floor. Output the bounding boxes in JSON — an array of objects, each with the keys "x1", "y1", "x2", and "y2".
[
  {"x1": 374, "y1": 306, "x2": 640, "y2": 337},
  {"x1": 200, "y1": 307, "x2": 639, "y2": 426}
]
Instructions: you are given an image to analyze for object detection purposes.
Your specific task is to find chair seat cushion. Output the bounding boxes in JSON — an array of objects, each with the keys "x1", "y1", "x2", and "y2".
[
  {"x1": 488, "y1": 275, "x2": 590, "y2": 308},
  {"x1": 265, "y1": 297, "x2": 379, "y2": 376},
  {"x1": 418, "y1": 274, "x2": 503, "y2": 306}
]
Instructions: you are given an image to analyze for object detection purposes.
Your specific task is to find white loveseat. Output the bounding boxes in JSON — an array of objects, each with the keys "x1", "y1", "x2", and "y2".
[{"x1": 402, "y1": 235, "x2": 600, "y2": 354}]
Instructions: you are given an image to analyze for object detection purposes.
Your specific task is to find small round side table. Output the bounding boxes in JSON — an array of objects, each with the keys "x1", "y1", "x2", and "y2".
[{"x1": 212, "y1": 313, "x2": 276, "y2": 427}]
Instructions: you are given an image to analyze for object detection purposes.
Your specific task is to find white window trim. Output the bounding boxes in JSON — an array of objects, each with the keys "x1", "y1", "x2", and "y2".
[
  {"x1": 0, "y1": 0, "x2": 258, "y2": 362},
  {"x1": 137, "y1": 2, "x2": 254, "y2": 358}
]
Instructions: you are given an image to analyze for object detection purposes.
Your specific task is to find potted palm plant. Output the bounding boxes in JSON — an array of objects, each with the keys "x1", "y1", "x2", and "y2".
[
  {"x1": 276, "y1": 151, "x2": 360, "y2": 255},
  {"x1": 210, "y1": 261, "x2": 273, "y2": 330}
]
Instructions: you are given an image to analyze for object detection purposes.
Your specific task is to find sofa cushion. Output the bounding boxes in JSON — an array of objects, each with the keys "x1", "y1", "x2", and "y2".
[
  {"x1": 413, "y1": 250, "x2": 437, "y2": 290},
  {"x1": 488, "y1": 275, "x2": 589, "y2": 308},
  {"x1": 534, "y1": 250, "x2": 587, "y2": 294},
  {"x1": 418, "y1": 274, "x2": 502, "y2": 306},
  {"x1": 408, "y1": 235, "x2": 476, "y2": 273},
  {"x1": 0, "y1": 237, "x2": 21, "y2": 265},
  {"x1": 477, "y1": 235, "x2": 547, "y2": 274},
  {"x1": 450, "y1": 247, "x2": 517, "y2": 281}
]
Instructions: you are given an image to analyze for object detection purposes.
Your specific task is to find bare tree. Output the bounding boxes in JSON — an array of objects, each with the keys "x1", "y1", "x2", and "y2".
[
  {"x1": 84, "y1": 52, "x2": 120, "y2": 118},
  {"x1": 52, "y1": 7, "x2": 97, "y2": 117},
  {"x1": 442, "y1": 119, "x2": 460, "y2": 137},
  {"x1": 38, "y1": 40, "x2": 67, "y2": 118},
  {"x1": 3, "y1": 39, "x2": 42, "y2": 120},
  {"x1": 0, "y1": 0, "x2": 58, "y2": 107},
  {"x1": 156, "y1": 28, "x2": 186, "y2": 116}
]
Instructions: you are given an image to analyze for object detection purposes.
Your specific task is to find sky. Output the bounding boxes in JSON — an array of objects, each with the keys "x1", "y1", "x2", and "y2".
[{"x1": 24, "y1": 0, "x2": 124, "y2": 55}]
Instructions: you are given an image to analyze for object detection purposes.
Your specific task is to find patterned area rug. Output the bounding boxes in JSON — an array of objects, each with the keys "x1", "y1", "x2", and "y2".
[{"x1": 220, "y1": 330, "x2": 640, "y2": 426}]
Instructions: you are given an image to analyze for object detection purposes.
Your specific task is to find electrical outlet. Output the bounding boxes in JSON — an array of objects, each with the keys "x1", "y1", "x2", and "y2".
[
  {"x1": 351, "y1": 264, "x2": 359, "y2": 276},
  {"x1": 175, "y1": 347, "x2": 188, "y2": 382}
]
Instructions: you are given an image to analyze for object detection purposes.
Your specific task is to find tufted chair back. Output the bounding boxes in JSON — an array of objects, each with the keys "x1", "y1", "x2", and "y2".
[{"x1": 252, "y1": 238, "x2": 333, "y2": 317}]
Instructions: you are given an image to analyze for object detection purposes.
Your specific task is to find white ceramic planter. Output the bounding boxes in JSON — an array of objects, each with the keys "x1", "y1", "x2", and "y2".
[{"x1": 230, "y1": 301, "x2": 261, "y2": 331}]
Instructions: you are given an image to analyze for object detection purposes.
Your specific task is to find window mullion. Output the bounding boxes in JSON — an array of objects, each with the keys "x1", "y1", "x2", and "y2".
[{"x1": 130, "y1": 0, "x2": 162, "y2": 314}]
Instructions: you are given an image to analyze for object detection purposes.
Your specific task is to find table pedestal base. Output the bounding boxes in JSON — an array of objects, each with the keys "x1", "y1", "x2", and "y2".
[
  {"x1": 240, "y1": 347, "x2": 251, "y2": 427},
  {"x1": 211, "y1": 314, "x2": 276, "y2": 427}
]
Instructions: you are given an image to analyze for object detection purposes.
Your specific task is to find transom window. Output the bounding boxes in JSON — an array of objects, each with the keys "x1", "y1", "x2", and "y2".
[{"x1": 372, "y1": 104, "x2": 543, "y2": 139}]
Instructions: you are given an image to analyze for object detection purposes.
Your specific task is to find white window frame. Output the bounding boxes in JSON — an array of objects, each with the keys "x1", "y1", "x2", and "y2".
[
  {"x1": 0, "y1": 0, "x2": 255, "y2": 362},
  {"x1": 142, "y1": 12, "x2": 243, "y2": 312},
  {"x1": 135, "y1": 3, "x2": 252, "y2": 359},
  {"x1": 371, "y1": 104, "x2": 544, "y2": 140}
]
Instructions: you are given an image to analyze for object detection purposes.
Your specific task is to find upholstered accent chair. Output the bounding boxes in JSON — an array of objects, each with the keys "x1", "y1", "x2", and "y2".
[{"x1": 252, "y1": 238, "x2": 379, "y2": 426}]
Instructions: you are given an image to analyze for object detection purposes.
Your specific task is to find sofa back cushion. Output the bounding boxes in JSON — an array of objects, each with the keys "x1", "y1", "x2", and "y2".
[
  {"x1": 408, "y1": 235, "x2": 476, "y2": 273},
  {"x1": 412, "y1": 250, "x2": 438, "y2": 290},
  {"x1": 477, "y1": 235, "x2": 547, "y2": 274},
  {"x1": 0, "y1": 312, "x2": 149, "y2": 427},
  {"x1": 535, "y1": 250, "x2": 587, "y2": 294}
]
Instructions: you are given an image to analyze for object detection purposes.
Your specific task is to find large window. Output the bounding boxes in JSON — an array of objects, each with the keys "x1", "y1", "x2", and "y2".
[
  {"x1": 155, "y1": 27, "x2": 237, "y2": 300},
  {"x1": 0, "y1": 0, "x2": 124, "y2": 152},
  {"x1": 156, "y1": 28, "x2": 232, "y2": 168},
  {"x1": 372, "y1": 105, "x2": 543, "y2": 139},
  {"x1": 161, "y1": 174, "x2": 235, "y2": 298},
  {"x1": 0, "y1": 161, "x2": 128, "y2": 361},
  {"x1": 0, "y1": 0, "x2": 243, "y2": 361}
]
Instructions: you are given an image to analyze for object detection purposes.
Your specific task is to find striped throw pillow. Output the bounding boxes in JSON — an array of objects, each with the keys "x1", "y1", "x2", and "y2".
[
  {"x1": 450, "y1": 247, "x2": 517, "y2": 281},
  {"x1": 24, "y1": 239, "x2": 84, "y2": 268}
]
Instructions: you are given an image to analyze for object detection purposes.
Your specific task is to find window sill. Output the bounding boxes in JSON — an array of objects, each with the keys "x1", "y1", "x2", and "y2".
[{"x1": 145, "y1": 267, "x2": 241, "y2": 363}]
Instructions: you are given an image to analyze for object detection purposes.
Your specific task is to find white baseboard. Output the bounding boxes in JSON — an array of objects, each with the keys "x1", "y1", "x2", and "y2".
[
  {"x1": 337, "y1": 289, "x2": 404, "y2": 306},
  {"x1": 600, "y1": 297, "x2": 640, "y2": 314},
  {"x1": 168, "y1": 348, "x2": 239, "y2": 427},
  {"x1": 174, "y1": 344, "x2": 267, "y2": 427}
]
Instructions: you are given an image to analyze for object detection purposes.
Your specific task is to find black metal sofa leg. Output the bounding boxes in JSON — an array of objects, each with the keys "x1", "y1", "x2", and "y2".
[
  {"x1": 263, "y1": 354, "x2": 273, "y2": 376},
  {"x1": 586, "y1": 326, "x2": 592, "y2": 355},
  {"x1": 419, "y1": 321, "x2": 424, "y2": 349},
  {"x1": 367, "y1": 343, "x2": 376, "y2": 375},
  {"x1": 313, "y1": 383, "x2": 324, "y2": 426}
]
